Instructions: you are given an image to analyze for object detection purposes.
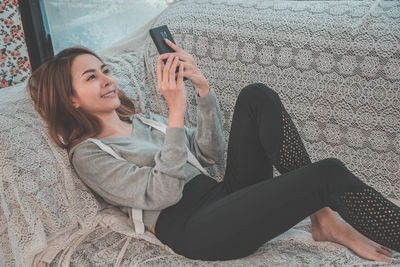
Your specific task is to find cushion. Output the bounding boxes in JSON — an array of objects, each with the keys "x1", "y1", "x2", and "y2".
[{"x1": 0, "y1": 82, "x2": 100, "y2": 266}]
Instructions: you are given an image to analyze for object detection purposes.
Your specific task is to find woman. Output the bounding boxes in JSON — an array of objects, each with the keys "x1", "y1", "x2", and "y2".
[{"x1": 27, "y1": 41, "x2": 399, "y2": 263}]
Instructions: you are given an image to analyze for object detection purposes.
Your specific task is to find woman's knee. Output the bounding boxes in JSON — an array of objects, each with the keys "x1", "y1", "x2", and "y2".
[
  {"x1": 318, "y1": 158, "x2": 348, "y2": 175},
  {"x1": 316, "y1": 158, "x2": 368, "y2": 204},
  {"x1": 238, "y1": 83, "x2": 281, "y2": 106},
  {"x1": 316, "y1": 157, "x2": 364, "y2": 188}
]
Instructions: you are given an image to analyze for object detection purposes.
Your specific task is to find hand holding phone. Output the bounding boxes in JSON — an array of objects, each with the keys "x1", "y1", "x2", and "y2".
[
  {"x1": 156, "y1": 54, "x2": 186, "y2": 117},
  {"x1": 149, "y1": 25, "x2": 187, "y2": 81},
  {"x1": 150, "y1": 25, "x2": 210, "y2": 94}
]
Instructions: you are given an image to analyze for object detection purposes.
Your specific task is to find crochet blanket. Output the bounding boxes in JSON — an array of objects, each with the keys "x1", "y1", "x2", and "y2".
[{"x1": 0, "y1": 0, "x2": 399, "y2": 266}]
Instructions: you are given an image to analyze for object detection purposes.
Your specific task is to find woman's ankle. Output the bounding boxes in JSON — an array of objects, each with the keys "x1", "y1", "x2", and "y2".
[{"x1": 310, "y1": 206, "x2": 335, "y2": 225}]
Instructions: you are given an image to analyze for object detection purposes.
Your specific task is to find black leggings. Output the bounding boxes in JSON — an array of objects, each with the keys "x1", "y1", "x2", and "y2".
[{"x1": 155, "y1": 83, "x2": 400, "y2": 261}]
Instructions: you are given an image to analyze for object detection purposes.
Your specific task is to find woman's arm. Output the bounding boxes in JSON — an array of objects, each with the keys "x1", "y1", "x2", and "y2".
[
  {"x1": 157, "y1": 40, "x2": 226, "y2": 167},
  {"x1": 185, "y1": 87, "x2": 226, "y2": 166},
  {"x1": 151, "y1": 87, "x2": 225, "y2": 167}
]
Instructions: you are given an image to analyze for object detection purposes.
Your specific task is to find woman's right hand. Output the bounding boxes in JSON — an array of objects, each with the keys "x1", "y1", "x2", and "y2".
[{"x1": 157, "y1": 54, "x2": 186, "y2": 127}]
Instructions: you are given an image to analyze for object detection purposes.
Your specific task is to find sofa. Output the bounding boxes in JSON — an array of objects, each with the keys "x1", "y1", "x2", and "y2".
[{"x1": 1, "y1": 0, "x2": 399, "y2": 266}]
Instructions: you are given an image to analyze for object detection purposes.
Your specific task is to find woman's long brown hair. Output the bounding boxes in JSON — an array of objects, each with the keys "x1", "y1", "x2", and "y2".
[{"x1": 27, "y1": 46, "x2": 138, "y2": 151}]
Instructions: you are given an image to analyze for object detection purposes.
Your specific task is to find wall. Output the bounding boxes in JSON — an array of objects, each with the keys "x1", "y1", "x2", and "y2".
[{"x1": 0, "y1": 0, "x2": 31, "y2": 88}]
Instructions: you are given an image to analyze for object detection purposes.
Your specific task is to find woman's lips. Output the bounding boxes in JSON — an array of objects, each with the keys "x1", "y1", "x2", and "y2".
[{"x1": 101, "y1": 90, "x2": 116, "y2": 98}]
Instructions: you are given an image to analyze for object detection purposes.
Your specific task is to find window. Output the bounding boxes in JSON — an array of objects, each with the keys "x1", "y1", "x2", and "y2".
[
  {"x1": 44, "y1": 0, "x2": 169, "y2": 54},
  {"x1": 20, "y1": 0, "x2": 172, "y2": 72}
]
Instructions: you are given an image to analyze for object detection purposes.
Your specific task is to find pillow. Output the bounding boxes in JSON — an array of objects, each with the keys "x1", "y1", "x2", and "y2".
[{"x1": 0, "y1": 81, "x2": 101, "y2": 266}]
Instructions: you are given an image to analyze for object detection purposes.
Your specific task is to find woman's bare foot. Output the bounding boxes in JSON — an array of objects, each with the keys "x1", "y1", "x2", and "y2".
[{"x1": 310, "y1": 207, "x2": 393, "y2": 263}]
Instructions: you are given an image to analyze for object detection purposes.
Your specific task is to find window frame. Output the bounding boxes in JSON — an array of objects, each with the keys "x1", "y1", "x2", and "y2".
[{"x1": 18, "y1": 0, "x2": 54, "y2": 72}]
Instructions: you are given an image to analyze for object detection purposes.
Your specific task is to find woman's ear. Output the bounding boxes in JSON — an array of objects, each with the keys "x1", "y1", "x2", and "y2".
[{"x1": 70, "y1": 95, "x2": 80, "y2": 109}]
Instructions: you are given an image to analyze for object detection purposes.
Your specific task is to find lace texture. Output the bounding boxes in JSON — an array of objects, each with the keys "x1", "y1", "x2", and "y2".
[
  {"x1": 332, "y1": 187, "x2": 400, "y2": 252},
  {"x1": 1, "y1": 0, "x2": 400, "y2": 266},
  {"x1": 143, "y1": 0, "x2": 400, "y2": 202},
  {"x1": 0, "y1": 83, "x2": 102, "y2": 267},
  {"x1": 60, "y1": 0, "x2": 400, "y2": 264}
]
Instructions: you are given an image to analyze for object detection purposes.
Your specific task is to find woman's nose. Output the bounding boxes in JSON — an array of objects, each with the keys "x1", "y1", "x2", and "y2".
[{"x1": 100, "y1": 73, "x2": 112, "y2": 87}]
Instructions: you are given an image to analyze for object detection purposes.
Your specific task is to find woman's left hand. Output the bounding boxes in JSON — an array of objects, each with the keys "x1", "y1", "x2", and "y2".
[{"x1": 159, "y1": 39, "x2": 210, "y2": 96}]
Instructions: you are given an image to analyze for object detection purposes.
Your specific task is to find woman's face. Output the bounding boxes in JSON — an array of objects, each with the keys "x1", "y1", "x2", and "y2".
[{"x1": 70, "y1": 53, "x2": 120, "y2": 116}]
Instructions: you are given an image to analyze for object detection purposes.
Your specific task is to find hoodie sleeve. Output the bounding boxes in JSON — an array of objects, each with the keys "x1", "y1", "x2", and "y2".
[
  {"x1": 150, "y1": 87, "x2": 226, "y2": 167},
  {"x1": 185, "y1": 87, "x2": 226, "y2": 166},
  {"x1": 69, "y1": 128, "x2": 188, "y2": 210}
]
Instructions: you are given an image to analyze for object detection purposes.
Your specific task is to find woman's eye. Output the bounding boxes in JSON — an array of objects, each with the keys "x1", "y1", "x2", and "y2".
[{"x1": 86, "y1": 69, "x2": 110, "y2": 81}]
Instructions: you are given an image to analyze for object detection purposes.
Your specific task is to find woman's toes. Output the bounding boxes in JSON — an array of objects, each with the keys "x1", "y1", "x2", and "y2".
[
  {"x1": 377, "y1": 245, "x2": 392, "y2": 258},
  {"x1": 367, "y1": 239, "x2": 392, "y2": 258},
  {"x1": 374, "y1": 252, "x2": 392, "y2": 264}
]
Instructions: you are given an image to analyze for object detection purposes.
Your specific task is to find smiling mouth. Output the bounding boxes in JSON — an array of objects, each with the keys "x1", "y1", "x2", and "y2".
[{"x1": 101, "y1": 89, "x2": 116, "y2": 98}]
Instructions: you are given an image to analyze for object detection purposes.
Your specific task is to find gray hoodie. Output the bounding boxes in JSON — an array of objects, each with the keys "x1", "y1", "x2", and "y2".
[{"x1": 68, "y1": 87, "x2": 225, "y2": 231}]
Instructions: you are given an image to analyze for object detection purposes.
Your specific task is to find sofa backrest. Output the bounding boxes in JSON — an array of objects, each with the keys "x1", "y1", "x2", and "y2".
[{"x1": 140, "y1": 0, "x2": 400, "y2": 202}]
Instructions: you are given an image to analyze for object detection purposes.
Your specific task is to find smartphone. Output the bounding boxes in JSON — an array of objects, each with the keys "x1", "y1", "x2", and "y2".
[{"x1": 149, "y1": 25, "x2": 187, "y2": 81}]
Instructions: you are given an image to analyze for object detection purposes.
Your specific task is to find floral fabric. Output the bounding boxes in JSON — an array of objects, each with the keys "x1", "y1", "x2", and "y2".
[{"x1": 0, "y1": 0, "x2": 31, "y2": 88}]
